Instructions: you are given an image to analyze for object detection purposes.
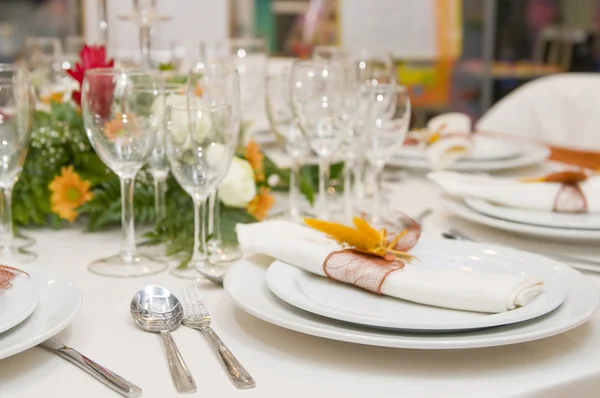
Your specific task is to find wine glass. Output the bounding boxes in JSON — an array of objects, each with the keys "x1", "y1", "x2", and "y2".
[
  {"x1": 81, "y1": 68, "x2": 167, "y2": 277},
  {"x1": 364, "y1": 84, "x2": 411, "y2": 222},
  {"x1": 165, "y1": 101, "x2": 238, "y2": 280},
  {"x1": 265, "y1": 70, "x2": 310, "y2": 222},
  {"x1": 291, "y1": 59, "x2": 360, "y2": 220},
  {"x1": 0, "y1": 65, "x2": 35, "y2": 263},
  {"x1": 189, "y1": 63, "x2": 243, "y2": 266}
]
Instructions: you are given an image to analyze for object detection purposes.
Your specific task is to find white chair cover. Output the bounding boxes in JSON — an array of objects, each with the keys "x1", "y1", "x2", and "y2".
[{"x1": 476, "y1": 73, "x2": 600, "y2": 150}]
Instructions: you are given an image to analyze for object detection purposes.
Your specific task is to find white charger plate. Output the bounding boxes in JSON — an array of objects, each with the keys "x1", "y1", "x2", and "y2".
[
  {"x1": 266, "y1": 239, "x2": 566, "y2": 331},
  {"x1": 465, "y1": 197, "x2": 600, "y2": 230},
  {"x1": 0, "y1": 265, "x2": 82, "y2": 360},
  {"x1": 0, "y1": 270, "x2": 38, "y2": 335},
  {"x1": 399, "y1": 135, "x2": 523, "y2": 161},
  {"x1": 442, "y1": 196, "x2": 600, "y2": 242},
  {"x1": 225, "y1": 255, "x2": 598, "y2": 350},
  {"x1": 389, "y1": 143, "x2": 550, "y2": 171}
]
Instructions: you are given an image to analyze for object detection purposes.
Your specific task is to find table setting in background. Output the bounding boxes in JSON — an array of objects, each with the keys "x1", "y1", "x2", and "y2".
[{"x1": 3, "y1": 5, "x2": 600, "y2": 397}]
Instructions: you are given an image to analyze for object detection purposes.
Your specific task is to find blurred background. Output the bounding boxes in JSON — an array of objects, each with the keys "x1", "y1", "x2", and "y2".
[{"x1": 2, "y1": 0, "x2": 600, "y2": 124}]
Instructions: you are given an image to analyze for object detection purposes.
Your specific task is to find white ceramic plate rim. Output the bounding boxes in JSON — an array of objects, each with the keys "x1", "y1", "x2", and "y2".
[
  {"x1": 464, "y1": 197, "x2": 600, "y2": 231},
  {"x1": 398, "y1": 135, "x2": 523, "y2": 161},
  {"x1": 0, "y1": 274, "x2": 38, "y2": 335},
  {"x1": 389, "y1": 143, "x2": 550, "y2": 171},
  {"x1": 0, "y1": 265, "x2": 82, "y2": 360},
  {"x1": 266, "y1": 246, "x2": 566, "y2": 330},
  {"x1": 224, "y1": 255, "x2": 599, "y2": 350},
  {"x1": 442, "y1": 196, "x2": 600, "y2": 241}
]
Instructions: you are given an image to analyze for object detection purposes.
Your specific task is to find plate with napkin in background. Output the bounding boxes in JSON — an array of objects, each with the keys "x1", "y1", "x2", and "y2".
[
  {"x1": 237, "y1": 221, "x2": 566, "y2": 331},
  {"x1": 430, "y1": 171, "x2": 600, "y2": 231}
]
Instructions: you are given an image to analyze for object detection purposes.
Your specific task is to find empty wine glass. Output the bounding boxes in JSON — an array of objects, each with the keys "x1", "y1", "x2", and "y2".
[
  {"x1": 265, "y1": 70, "x2": 310, "y2": 222},
  {"x1": 82, "y1": 68, "x2": 167, "y2": 277},
  {"x1": 291, "y1": 59, "x2": 360, "y2": 220},
  {"x1": 364, "y1": 85, "x2": 411, "y2": 222},
  {"x1": 0, "y1": 65, "x2": 35, "y2": 263},
  {"x1": 165, "y1": 102, "x2": 238, "y2": 280},
  {"x1": 189, "y1": 63, "x2": 243, "y2": 266}
]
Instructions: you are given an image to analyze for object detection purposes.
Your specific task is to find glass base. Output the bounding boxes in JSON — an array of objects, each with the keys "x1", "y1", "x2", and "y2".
[
  {"x1": 209, "y1": 245, "x2": 243, "y2": 265},
  {"x1": 269, "y1": 209, "x2": 314, "y2": 224},
  {"x1": 88, "y1": 253, "x2": 167, "y2": 277},
  {"x1": 0, "y1": 245, "x2": 37, "y2": 263},
  {"x1": 170, "y1": 265, "x2": 202, "y2": 280},
  {"x1": 196, "y1": 263, "x2": 228, "y2": 285}
]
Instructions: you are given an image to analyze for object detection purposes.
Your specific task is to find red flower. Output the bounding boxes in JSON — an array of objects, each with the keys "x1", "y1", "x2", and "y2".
[{"x1": 67, "y1": 45, "x2": 114, "y2": 107}]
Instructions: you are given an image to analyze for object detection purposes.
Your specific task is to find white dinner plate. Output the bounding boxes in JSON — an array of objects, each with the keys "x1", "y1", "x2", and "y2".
[
  {"x1": 398, "y1": 135, "x2": 523, "y2": 161},
  {"x1": 465, "y1": 197, "x2": 600, "y2": 230},
  {"x1": 0, "y1": 265, "x2": 82, "y2": 360},
  {"x1": 225, "y1": 254, "x2": 598, "y2": 350},
  {"x1": 266, "y1": 239, "x2": 566, "y2": 331},
  {"x1": 389, "y1": 143, "x2": 550, "y2": 172},
  {"x1": 0, "y1": 269, "x2": 38, "y2": 335},
  {"x1": 441, "y1": 196, "x2": 600, "y2": 241}
]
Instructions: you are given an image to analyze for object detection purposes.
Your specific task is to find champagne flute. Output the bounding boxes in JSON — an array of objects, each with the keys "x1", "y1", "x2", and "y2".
[
  {"x1": 165, "y1": 102, "x2": 238, "y2": 280},
  {"x1": 189, "y1": 62, "x2": 243, "y2": 265},
  {"x1": 81, "y1": 68, "x2": 167, "y2": 277},
  {"x1": 265, "y1": 70, "x2": 310, "y2": 222},
  {"x1": 364, "y1": 85, "x2": 411, "y2": 222},
  {"x1": 0, "y1": 65, "x2": 35, "y2": 263},
  {"x1": 291, "y1": 59, "x2": 360, "y2": 220}
]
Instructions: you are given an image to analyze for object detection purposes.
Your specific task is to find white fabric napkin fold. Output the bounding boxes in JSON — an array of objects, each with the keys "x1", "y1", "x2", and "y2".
[
  {"x1": 237, "y1": 221, "x2": 544, "y2": 313},
  {"x1": 425, "y1": 113, "x2": 474, "y2": 170},
  {"x1": 428, "y1": 171, "x2": 600, "y2": 213}
]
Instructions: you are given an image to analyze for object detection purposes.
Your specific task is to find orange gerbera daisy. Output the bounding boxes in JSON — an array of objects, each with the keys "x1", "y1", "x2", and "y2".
[
  {"x1": 245, "y1": 140, "x2": 265, "y2": 182},
  {"x1": 247, "y1": 187, "x2": 275, "y2": 221},
  {"x1": 40, "y1": 91, "x2": 64, "y2": 105},
  {"x1": 104, "y1": 113, "x2": 137, "y2": 141},
  {"x1": 49, "y1": 166, "x2": 93, "y2": 222}
]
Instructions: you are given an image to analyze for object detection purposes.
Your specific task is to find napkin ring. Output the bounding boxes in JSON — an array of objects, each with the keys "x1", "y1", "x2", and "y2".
[
  {"x1": 554, "y1": 183, "x2": 587, "y2": 213},
  {"x1": 323, "y1": 249, "x2": 405, "y2": 294}
]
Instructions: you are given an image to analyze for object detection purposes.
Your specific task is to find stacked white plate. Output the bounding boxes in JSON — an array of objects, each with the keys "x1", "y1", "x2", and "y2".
[
  {"x1": 441, "y1": 196, "x2": 600, "y2": 242},
  {"x1": 0, "y1": 265, "x2": 82, "y2": 360},
  {"x1": 390, "y1": 135, "x2": 550, "y2": 171},
  {"x1": 224, "y1": 239, "x2": 599, "y2": 350}
]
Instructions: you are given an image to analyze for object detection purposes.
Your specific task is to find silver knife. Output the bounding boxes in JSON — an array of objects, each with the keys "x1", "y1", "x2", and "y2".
[{"x1": 41, "y1": 338, "x2": 142, "y2": 398}]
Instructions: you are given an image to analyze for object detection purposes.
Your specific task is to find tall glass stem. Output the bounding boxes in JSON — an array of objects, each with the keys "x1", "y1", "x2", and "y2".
[
  {"x1": 140, "y1": 26, "x2": 151, "y2": 68},
  {"x1": 372, "y1": 165, "x2": 384, "y2": 222},
  {"x1": 0, "y1": 187, "x2": 13, "y2": 247},
  {"x1": 191, "y1": 197, "x2": 208, "y2": 265},
  {"x1": 343, "y1": 159, "x2": 354, "y2": 222},
  {"x1": 207, "y1": 190, "x2": 220, "y2": 252},
  {"x1": 289, "y1": 157, "x2": 301, "y2": 218},
  {"x1": 153, "y1": 175, "x2": 167, "y2": 221},
  {"x1": 317, "y1": 156, "x2": 330, "y2": 220},
  {"x1": 119, "y1": 177, "x2": 137, "y2": 262}
]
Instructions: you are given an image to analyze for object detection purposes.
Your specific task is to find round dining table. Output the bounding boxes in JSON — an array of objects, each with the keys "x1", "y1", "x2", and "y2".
[{"x1": 1, "y1": 168, "x2": 599, "y2": 398}]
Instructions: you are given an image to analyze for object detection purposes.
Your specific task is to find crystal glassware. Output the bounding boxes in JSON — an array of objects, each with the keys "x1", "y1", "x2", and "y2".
[
  {"x1": 0, "y1": 65, "x2": 35, "y2": 263},
  {"x1": 81, "y1": 68, "x2": 167, "y2": 277},
  {"x1": 189, "y1": 62, "x2": 243, "y2": 266},
  {"x1": 291, "y1": 59, "x2": 360, "y2": 220},
  {"x1": 165, "y1": 101, "x2": 239, "y2": 280},
  {"x1": 364, "y1": 84, "x2": 411, "y2": 222},
  {"x1": 265, "y1": 70, "x2": 310, "y2": 222}
]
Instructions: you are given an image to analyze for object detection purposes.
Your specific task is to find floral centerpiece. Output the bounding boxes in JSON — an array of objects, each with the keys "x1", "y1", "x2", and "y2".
[{"x1": 14, "y1": 45, "x2": 301, "y2": 262}]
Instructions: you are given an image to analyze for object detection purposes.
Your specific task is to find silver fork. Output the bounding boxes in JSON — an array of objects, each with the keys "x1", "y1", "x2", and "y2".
[{"x1": 181, "y1": 285, "x2": 255, "y2": 389}]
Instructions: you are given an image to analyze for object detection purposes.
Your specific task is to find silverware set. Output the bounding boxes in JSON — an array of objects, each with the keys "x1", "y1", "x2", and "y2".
[{"x1": 130, "y1": 285, "x2": 255, "y2": 393}]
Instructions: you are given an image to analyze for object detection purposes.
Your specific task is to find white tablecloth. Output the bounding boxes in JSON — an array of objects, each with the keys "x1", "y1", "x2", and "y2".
[{"x1": 1, "y1": 173, "x2": 600, "y2": 398}]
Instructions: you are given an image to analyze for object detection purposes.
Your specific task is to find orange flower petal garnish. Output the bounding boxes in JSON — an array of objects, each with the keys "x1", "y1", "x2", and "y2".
[
  {"x1": 245, "y1": 140, "x2": 265, "y2": 182},
  {"x1": 305, "y1": 217, "x2": 415, "y2": 261},
  {"x1": 522, "y1": 170, "x2": 588, "y2": 184}
]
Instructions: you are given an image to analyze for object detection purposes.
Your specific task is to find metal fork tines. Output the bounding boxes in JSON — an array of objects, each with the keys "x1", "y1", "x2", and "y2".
[{"x1": 181, "y1": 285, "x2": 256, "y2": 389}]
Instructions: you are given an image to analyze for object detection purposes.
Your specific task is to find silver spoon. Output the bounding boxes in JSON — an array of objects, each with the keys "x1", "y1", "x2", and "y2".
[{"x1": 130, "y1": 285, "x2": 197, "y2": 393}]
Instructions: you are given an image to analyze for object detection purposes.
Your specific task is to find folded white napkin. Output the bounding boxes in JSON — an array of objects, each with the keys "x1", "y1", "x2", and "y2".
[
  {"x1": 429, "y1": 171, "x2": 600, "y2": 213},
  {"x1": 425, "y1": 113, "x2": 474, "y2": 170},
  {"x1": 237, "y1": 221, "x2": 544, "y2": 313}
]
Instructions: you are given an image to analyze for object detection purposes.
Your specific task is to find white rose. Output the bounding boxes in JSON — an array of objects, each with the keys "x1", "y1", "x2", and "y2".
[
  {"x1": 219, "y1": 157, "x2": 257, "y2": 208},
  {"x1": 156, "y1": 94, "x2": 212, "y2": 144}
]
